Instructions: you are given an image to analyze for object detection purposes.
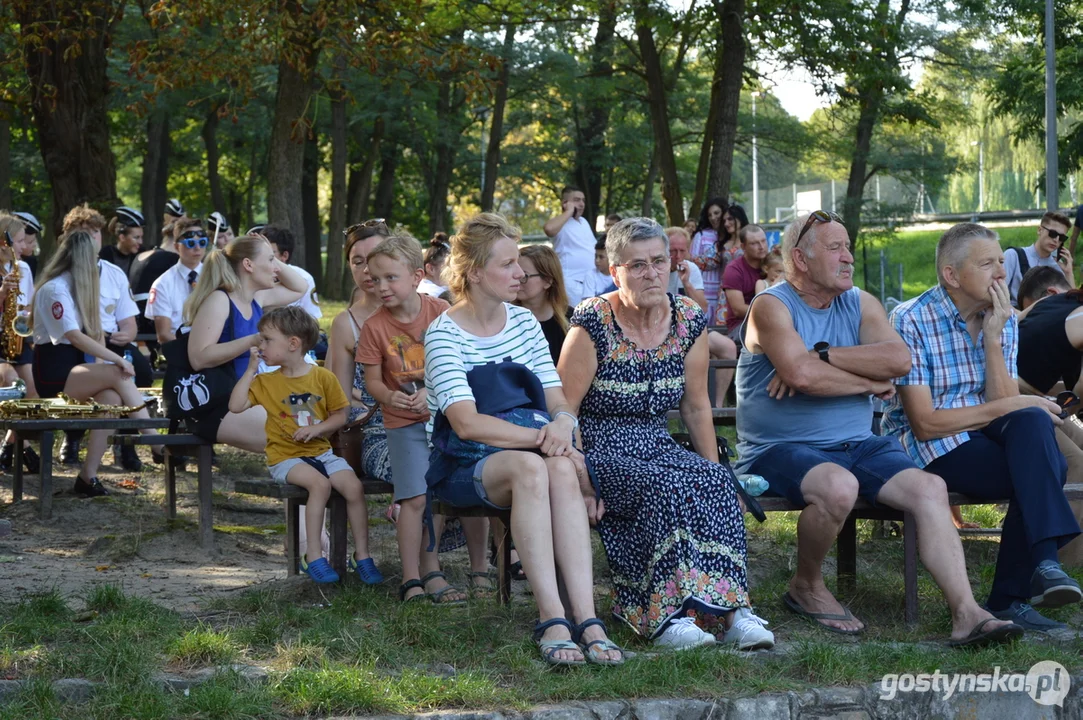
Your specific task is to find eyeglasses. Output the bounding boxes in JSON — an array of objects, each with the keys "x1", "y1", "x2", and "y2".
[
  {"x1": 1043, "y1": 226, "x2": 1068, "y2": 243},
  {"x1": 179, "y1": 232, "x2": 209, "y2": 249},
  {"x1": 522, "y1": 273, "x2": 543, "y2": 280},
  {"x1": 796, "y1": 210, "x2": 842, "y2": 248},
  {"x1": 1056, "y1": 391, "x2": 1080, "y2": 419},
  {"x1": 616, "y1": 257, "x2": 669, "y2": 278},
  {"x1": 344, "y1": 218, "x2": 387, "y2": 237}
]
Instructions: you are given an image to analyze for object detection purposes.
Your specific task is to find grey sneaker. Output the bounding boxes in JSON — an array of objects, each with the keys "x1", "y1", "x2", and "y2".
[
  {"x1": 988, "y1": 601, "x2": 1067, "y2": 633},
  {"x1": 722, "y1": 608, "x2": 775, "y2": 650},
  {"x1": 654, "y1": 617, "x2": 716, "y2": 651},
  {"x1": 1029, "y1": 560, "x2": 1082, "y2": 608}
]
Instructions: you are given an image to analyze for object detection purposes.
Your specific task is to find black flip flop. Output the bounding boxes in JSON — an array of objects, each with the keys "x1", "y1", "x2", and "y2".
[
  {"x1": 947, "y1": 618, "x2": 1024, "y2": 649},
  {"x1": 782, "y1": 592, "x2": 864, "y2": 635}
]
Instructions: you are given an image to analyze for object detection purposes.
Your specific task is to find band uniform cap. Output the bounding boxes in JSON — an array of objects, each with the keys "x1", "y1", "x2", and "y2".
[
  {"x1": 208, "y1": 211, "x2": 230, "y2": 232},
  {"x1": 246, "y1": 224, "x2": 266, "y2": 235},
  {"x1": 165, "y1": 198, "x2": 186, "y2": 217},
  {"x1": 13, "y1": 212, "x2": 42, "y2": 235},
  {"x1": 116, "y1": 206, "x2": 146, "y2": 228}
]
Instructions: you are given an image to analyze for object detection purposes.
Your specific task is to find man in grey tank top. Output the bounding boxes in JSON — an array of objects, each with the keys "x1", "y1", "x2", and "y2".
[{"x1": 735, "y1": 212, "x2": 1022, "y2": 647}]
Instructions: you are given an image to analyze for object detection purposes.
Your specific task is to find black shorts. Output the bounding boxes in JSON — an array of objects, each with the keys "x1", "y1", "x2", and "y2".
[
  {"x1": 184, "y1": 403, "x2": 229, "y2": 443},
  {"x1": 32, "y1": 343, "x2": 85, "y2": 399},
  {"x1": 2, "y1": 340, "x2": 34, "y2": 367}
]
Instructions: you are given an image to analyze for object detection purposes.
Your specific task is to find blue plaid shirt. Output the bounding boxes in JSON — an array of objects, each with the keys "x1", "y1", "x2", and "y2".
[{"x1": 881, "y1": 284, "x2": 1018, "y2": 467}]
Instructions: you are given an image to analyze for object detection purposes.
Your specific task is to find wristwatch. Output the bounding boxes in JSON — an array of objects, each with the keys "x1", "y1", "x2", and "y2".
[{"x1": 814, "y1": 341, "x2": 831, "y2": 364}]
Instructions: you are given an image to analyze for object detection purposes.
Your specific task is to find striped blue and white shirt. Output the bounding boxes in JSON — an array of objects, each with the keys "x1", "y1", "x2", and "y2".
[
  {"x1": 425, "y1": 304, "x2": 562, "y2": 423},
  {"x1": 881, "y1": 283, "x2": 1018, "y2": 467}
]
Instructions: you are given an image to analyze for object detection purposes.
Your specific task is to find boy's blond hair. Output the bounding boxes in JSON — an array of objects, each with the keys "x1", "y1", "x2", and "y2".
[
  {"x1": 62, "y1": 203, "x2": 106, "y2": 233},
  {"x1": 367, "y1": 234, "x2": 424, "y2": 272},
  {"x1": 257, "y1": 306, "x2": 321, "y2": 352}
]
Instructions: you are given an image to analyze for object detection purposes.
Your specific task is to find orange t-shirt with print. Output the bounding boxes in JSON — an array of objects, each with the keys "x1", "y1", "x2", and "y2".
[{"x1": 355, "y1": 293, "x2": 449, "y2": 429}]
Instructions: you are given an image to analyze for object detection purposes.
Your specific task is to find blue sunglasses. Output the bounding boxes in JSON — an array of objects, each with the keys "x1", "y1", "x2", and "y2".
[{"x1": 179, "y1": 232, "x2": 209, "y2": 249}]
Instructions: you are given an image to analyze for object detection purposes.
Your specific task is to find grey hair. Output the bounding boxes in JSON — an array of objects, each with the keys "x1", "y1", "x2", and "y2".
[
  {"x1": 606, "y1": 217, "x2": 669, "y2": 265},
  {"x1": 780, "y1": 213, "x2": 820, "y2": 277},
  {"x1": 935, "y1": 222, "x2": 999, "y2": 285}
]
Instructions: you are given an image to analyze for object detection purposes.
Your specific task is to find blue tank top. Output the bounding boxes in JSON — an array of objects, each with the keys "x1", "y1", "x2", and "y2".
[
  {"x1": 734, "y1": 282, "x2": 872, "y2": 473},
  {"x1": 216, "y1": 290, "x2": 262, "y2": 380}
]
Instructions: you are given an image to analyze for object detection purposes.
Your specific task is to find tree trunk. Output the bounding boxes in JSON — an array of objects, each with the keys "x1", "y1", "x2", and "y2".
[
  {"x1": 574, "y1": 1, "x2": 617, "y2": 225},
  {"x1": 842, "y1": 91, "x2": 883, "y2": 243},
  {"x1": 326, "y1": 56, "x2": 347, "y2": 301},
  {"x1": 301, "y1": 134, "x2": 323, "y2": 289},
  {"x1": 15, "y1": 0, "x2": 121, "y2": 246},
  {"x1": 641, "y1": 145, "x2": 659, "y2": 216},
  {"x1": 141, "y1": 109, "x2": 170, "y2": 247},
  {"x1": 481, "y1": 23, "x2": 515, "y2": 213},
  {"x1": 0, "y1": 101, "x2": 11, "y2": 210},
  {"x1": 267, "y1": 53, "x2": 317, "y2": 262},
  {"x1": 427, "y1": 79, "x2": 458, "y2": 236},
  {"x1": 202, "y1": 103, "x2": 226, "y2": 213},
  {"x1": 635, "y1": 9, "x2": 683, "y2": 225},
  {"x1": 373, "y1": 142, "x2": 400, "y2": 222},
  {"x1": 706, "y1": 0, "x2": 746, "y2": 204},
  {"x1": 691, "y1": 48, "x2": 725, "y2": 215},
  {"x1": 347, "y1": 117, "x2": 383, "y2": 226}
]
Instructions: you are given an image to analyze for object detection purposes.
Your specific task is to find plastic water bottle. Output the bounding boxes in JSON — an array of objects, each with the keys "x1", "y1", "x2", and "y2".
[
  {"x1": 123, "y1": 349, "x2": 135, "y2": 382},
  {"x1": 305, "y1": 350, "x2": 317, "y2": 365},
  {"x1": 737, "y1": 474, "x2": 770, "y2": 497}
]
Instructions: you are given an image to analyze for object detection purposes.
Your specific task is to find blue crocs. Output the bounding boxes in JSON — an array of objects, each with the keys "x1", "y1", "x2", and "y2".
[
  {"x1": 300, "y1": 556, "x2": 340, "y2": 584},
  {"x1": 349, "y1": 556, "x2": 385, "y2": 585}
]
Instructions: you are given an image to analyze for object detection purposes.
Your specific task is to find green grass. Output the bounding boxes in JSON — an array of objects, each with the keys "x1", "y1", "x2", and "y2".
[{"x1": 858, "y1": 225, "x2": 1039, "y2": 299}]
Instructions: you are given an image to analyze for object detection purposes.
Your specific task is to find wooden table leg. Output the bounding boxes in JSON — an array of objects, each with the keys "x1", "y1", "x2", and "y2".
[
  {"x1": 329, "y1": 493, "x2": 347, "y2": 579},
  {"x1": 39, "y1": 431, "x2": 54, "y2": 520},
  {"x1": 197, "y1": 444, "x2": 214, "y2": 551},
  {"x1": 286, "y1": 498, "x2": 300, "y2": 576},
  {"x1": 164, "y1": 449, "x2": 177, "y2": 520},
  {"x1": 836, "y1": 514, "x2": 857, "y2": 596},
  {"x1": 903, "y1": 511, "x2": 919, "y2": 625},
  {"x1": 11, "y1": 430, "x2": 23, "y2": 502},
  {"x1": 498, "y1": 514, "x2": 512, "y2": 606}
]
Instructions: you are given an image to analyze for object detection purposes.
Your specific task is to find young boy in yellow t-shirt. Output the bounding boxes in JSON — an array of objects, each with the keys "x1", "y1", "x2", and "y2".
[{"x1": 229, "y1": 306, "x2": 383, "y2": 585}]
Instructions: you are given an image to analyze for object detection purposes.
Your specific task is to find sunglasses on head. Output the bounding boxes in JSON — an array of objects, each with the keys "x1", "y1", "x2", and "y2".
[
  {"x1": 179, "y1": 232, "x2": 209, "y2": 249},
  {"x1": 344, "y1": 218, "x2": 388, "y2": 237},
  {"x1": 796, "y1": 210, "x2": 842, "y2": 248},
  {"x1": 1043, "y1": 226, "x2": 1068, "y2": 244}
]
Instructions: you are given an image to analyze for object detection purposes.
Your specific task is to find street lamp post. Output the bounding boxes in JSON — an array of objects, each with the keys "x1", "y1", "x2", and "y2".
[
  {"x1": 751, "y1": 91, "x2": 760, "y2": 224},
  {"x1": 970, "y1": 140, "x2": 984, "y2": 214}
]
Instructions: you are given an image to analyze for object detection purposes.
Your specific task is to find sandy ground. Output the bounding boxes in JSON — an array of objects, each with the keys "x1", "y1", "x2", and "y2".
[{"x1": 0, "y1": 447, "x2": 414, "y2": 611}]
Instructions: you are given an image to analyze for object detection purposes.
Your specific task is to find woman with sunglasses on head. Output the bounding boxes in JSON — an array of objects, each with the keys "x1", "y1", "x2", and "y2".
[
  {"x1": 145, "y1": 217, "x2": 207, "y2": 344},
  {"x1": 32, "y1": 231, "x2": 165, "y2": 497},
  {"x1": 100, "y1": 207, "x2": 146, "y2": 278},
  {"x1": 182, "y1": 234, "x2": 307, "y2": 451}
]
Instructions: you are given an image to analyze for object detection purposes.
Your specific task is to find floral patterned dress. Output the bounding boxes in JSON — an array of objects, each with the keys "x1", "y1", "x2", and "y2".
[
  {"x1": 571, "y1": 294, "x2": 751, "y2": 639},
  {"x1": 691, "y1": 230, "x2": 744, "y2": 326}
]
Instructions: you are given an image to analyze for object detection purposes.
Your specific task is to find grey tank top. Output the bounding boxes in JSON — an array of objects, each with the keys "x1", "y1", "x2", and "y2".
[{"x1": 734, "y1": 282, "x2": 872, "y2": 473}]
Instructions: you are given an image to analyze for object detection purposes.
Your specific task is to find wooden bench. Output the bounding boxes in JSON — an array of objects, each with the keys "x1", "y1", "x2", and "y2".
[
  {"x1": 7, "y1": 417, "x2": 172, "y2": 519},
  {"x1": 110, "y1": 432, "x2": 215, "y2": 549}
]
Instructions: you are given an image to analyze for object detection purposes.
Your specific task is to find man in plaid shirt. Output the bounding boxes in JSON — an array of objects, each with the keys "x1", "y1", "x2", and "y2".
[{"x1": 883, "y1": 222, "x2": 1081, "y2": 633}]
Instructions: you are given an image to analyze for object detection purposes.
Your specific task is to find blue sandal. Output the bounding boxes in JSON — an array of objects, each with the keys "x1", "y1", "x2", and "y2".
[
  {"x1": 534, "y1": 618, "x2": 585, "y2": 667},
  {"x1": 573, "y1": 618, "x2": 625, "y2": 666},
  {"x1": 300, "y1": 556, "x2": 340, "y2": 584},
  {"x1": 349, "y1": 556, "x2": 385, "y2": 585}
]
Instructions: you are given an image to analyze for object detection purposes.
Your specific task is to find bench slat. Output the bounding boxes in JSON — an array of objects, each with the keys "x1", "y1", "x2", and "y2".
[{"x1": 235, "y1": 478, "x2": 394, "y2": 499}]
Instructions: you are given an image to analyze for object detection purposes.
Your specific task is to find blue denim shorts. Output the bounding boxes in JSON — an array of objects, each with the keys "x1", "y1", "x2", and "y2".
[
  {"x1": 431, "y1": 454, "x2": 510, "y2": 511},
  {"x1": 744, "y1": 435, "x2": 917, "y2": 508},
  {"x1": 269, "y1": 449, "x2": 353, "y2": 484}
]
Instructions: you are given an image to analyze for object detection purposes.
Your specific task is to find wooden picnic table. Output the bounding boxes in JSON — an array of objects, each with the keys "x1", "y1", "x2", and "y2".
[{"x1": 7, "y1": 417, "x2": 171, "y2": 519}]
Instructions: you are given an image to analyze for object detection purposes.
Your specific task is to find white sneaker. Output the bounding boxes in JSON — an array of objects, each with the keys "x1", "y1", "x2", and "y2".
[
  {"x1": 722, "y1": 607, "x2": 775, "y2": 650},
  {"x1": 654, "y1": 617, "x2": 716, "y2": 651}
]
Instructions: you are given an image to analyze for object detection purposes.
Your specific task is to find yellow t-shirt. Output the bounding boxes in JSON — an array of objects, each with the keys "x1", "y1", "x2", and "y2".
[{"x1": 247, "y1": 366, "x2": 349, "y2": 466}]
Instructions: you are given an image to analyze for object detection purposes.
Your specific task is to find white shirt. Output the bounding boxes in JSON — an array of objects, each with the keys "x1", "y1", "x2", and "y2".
[
  {"x1": 552, "y1": 217, "x2": 597, "y2": 306},
  {"x1": 3, "y1": 260, "x2": 34, "y2": 310},
  {"x1": 145, "y1": 261, "x2": 201, "y2": 335},
  {"x1": 290, "y1": 265, "x2": 322, "y2": 319},
  {"x1": 98, "y1": 260, "x2": 139, "y2": 333},
  {"x1": 580, "y1": 270, "x2": 614, "y2": 299},
  {"x1": 418, "y1": 278, "x2": 447, "y2": 297},
  {"x1": 667, "y1": 262, "x2": 704, "y2": 297},
  {"x1": 33, "y1": 273, "x2": 81, "y2": 346}
]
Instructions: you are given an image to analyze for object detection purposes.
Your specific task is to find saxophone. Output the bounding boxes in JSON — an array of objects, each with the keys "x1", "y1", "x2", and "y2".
[{"x1": 1, "y1": 232, "x2": 30, "y2": 360}]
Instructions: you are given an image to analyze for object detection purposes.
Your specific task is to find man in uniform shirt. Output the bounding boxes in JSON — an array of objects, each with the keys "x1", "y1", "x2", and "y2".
[
  {"x1": 260, "y1": 225, "x2": 321, "y2": 320},
  {"x1": 12, "y1": 212, "x2": 40, "y2": 276},
  {"x1": 145, "y1": 218, "x2": 206, "y2": 343}
]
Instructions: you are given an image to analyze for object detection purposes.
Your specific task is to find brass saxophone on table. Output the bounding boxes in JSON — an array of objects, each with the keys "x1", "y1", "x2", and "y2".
[
  {"x1": 0, "y1": 394, "x2": 147, "y2": 419},
  {"x1": 1, "y1": 231, "x2": 32, "y2": 361}
]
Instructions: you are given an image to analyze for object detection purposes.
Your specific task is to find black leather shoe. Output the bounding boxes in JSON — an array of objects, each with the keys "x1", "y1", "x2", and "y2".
[
  {"x1": 22, "y1": 446, "x2": 40, "y2": 474},
  {"x1": 0, "y1": 442, "x2": 13, "y2": 471},
  {"x1": 73, "y1": 476, "x2": 108, "y2": 498},
  {"x1": 114, "y1": 443, "x2": 143, "y2": 472}
]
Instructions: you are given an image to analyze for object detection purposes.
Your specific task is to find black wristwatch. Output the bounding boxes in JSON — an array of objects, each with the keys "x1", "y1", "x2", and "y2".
[{"x1": 814, "y1": 341, "x2": 831, "y2": 364}]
